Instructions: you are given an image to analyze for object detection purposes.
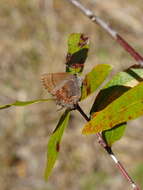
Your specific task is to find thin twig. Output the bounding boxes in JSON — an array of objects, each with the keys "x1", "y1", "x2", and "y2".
[
  {"x1": 67, "y1": 0, "x2": 143, "y2": 66},
  {"x1": 75, "y1": 104, "x2": 140, "y2": 190}
]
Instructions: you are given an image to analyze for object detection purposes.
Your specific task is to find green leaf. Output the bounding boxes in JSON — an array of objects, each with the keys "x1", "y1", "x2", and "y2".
[
  {"x1": 65, "y1": 33, "x2": 89, "y2": 74},
  {"x1": 81, "y1": 64, "x2": 112, "y2": 100},
  {"x1": 0, "y1": 99, "x2": 53, "y2": 110},
  {"x1": 83, "y1": 82, "x2": 143, "y2": 134},
  {"x1": 45, "y1": 110, "x2": 70, "y2": 180},
  {"x1": 102, "y1": 123, "x2": 126, "y2": 146},
  {"x1": 90, "y1": 66, "x2": 143, "y2": 114},
  {"x1": 89, "y1": 66, "x2": 143, "y2": 145}
]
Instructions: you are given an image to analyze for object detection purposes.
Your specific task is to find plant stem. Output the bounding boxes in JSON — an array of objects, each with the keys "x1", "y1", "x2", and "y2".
[
  {"x1": 67, "y1": 0, "x2": 143, "y2": 66},
  {"x1": 75, "y1": 104, "x2": 140, "y2": 190}
]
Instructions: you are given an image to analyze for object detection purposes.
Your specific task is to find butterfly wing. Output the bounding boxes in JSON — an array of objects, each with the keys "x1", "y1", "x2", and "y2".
[
  {"x1": 41, "y1": 72, "x2": 82, "y2": 108},
  {"x1": 41, "y1": 73, "x2": 74, "y2": 94}
]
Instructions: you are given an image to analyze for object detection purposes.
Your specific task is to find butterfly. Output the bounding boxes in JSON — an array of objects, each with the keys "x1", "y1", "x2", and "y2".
[{"x1": 41, "y1": 73, "x2": 82, "y2": 109}]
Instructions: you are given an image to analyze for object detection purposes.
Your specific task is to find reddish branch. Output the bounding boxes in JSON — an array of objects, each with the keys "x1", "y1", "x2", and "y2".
[
  {"x1": 67, "y1": 0, "x2": 143, "y2": 66},
  {"x1": 75, "y1": 104, "x2": 140, "y2": 190}
]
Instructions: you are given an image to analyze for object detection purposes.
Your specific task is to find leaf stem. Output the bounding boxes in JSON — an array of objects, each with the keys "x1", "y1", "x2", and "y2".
[
  {"x1": 67, "y1": 0, "x2": 143, "y2": 66},
  {"x1": 75, "y1": 103, "x2": 140, "y2": 190}
]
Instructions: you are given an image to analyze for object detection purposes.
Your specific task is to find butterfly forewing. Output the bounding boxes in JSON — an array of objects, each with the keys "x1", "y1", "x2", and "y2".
[{"x1": 41, "y1": 73, "x2": 71, "y2": 93}]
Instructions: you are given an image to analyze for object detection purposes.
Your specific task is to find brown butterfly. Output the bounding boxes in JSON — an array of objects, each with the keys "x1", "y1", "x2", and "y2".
[{"x1": 41, "y1": 73, "x2": 82, "y2": 109}]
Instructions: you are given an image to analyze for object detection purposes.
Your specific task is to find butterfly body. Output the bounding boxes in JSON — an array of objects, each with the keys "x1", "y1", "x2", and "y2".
[{"x1": 41, "y1": 73, "x2": 82, "y2": 109}]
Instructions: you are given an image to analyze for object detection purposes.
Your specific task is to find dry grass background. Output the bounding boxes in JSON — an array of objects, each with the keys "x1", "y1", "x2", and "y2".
[{"x1": 0, "y1": 0, "x2": 143, "y2": 190}]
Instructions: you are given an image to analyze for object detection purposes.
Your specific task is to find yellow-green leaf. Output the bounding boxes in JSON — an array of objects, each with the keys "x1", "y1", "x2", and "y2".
[
  {"x1": 0, "y1": 99, "x2": 53, "y2": 110},
  {"x1": 45, "y1": 110, "x2": 70, "y2": 180},
  {"x1": 81, "y1": 64, "x2": 112, "y2": 100},
  {"x1": 102, "y1": 123, "x2": 126, "y2": 146},
  {"x1": 65, "y1": 33, "x2": 89, "y2": 74},
  {"x1": 90, "y1": 66, "x2": 143, "y2": 145},
  {"x1": 83, "y1": 82, "x2": 143, "y2": 134},
  {"x1": 91, "y1": 66, "x2": 143, "y2": 113}
]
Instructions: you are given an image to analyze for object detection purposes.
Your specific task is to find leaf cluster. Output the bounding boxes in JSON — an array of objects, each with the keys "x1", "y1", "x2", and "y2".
[{"x1": 1, "y1": 33, "x2": 143, "y2": 180}]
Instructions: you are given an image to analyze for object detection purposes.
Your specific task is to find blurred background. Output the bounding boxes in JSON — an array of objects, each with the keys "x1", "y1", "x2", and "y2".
[{"x1": 0, "y1": 0, "x2": 143, "y2": 189}]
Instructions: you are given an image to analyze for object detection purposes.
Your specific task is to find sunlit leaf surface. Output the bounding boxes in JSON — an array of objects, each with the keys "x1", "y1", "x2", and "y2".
[
  {"x1": 90, "y1": 66, "x2": 143, "y2": 113},
  {"x1": 90, "y1": 66, "x2": 143, "y2": 144},
  {"x1": 65, "y1": 33, "x2": 89, "y2": 74},
  {"x1": 81, "y1": 64, "x2": 112, "y2": 100},
  {"x1": 0, "y1": 99, "x2": 53, "y2": 109},
  {"x1": 102, "y1": 123, "x2": 126, "y2": 146},
  {"x1": 45, "y1": 110, "x2": 70, "y2": 180},
  {"x1": 83, "y1": 82, "x2": 143, "y2": 134}
]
